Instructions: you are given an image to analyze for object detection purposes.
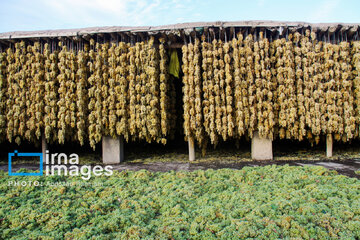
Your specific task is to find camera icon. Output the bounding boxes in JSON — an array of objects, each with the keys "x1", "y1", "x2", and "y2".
[{"x1": 8, "y1": 150, "x2": 43, "y2": 176}]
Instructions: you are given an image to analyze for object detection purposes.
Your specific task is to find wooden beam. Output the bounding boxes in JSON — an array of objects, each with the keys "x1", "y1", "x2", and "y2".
[
  {"x1": 190, "y1": 30, "x2": 196, "y2": 40},
  {"x1": 229, "y1": 27, "x2": 235, "y2": 40},
  {"x1": 328, "y1": 26, "x2": 337, "y2": 34},
  {"x1": 0, "y1": 40, "x2": 10, "y2": 47},
  {"x1": 166, "y1": 43, "x2": 183, "y2": 48},
  {"x1": 82, "y1": 34, "x2": 92, "y2": 41},
  {"x1": 348, "y1": 26, "x2": 359, "y2": 38},
  {"x1": 137, "y1": 32, "x2": 145, "y2": 41},
  {"x1": 167, "y1": 33, "x2": 177, "y2": 43},
  {"x1": 110, "y1": 33, "x2": 117, "y2": 41},
  {"x1": 209, "y1": 27, "x2": 216, "y2": 40},
  {"x1": 72, "y1": 36, "x2": 81, "y2": 42}
]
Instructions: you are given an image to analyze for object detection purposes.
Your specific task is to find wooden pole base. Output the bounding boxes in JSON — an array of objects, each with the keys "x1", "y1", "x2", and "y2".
[
  {"x1": 188, "y1": 137, "x2": 195, "y2": 161},
  {"x1": 326, "y1": 135, "x2": 333, "y2": 158},
  {"x1": 41, "y1": 133, "x2": 47, "y2": 161},
  {"x1": 102, "y1": 136, "x2": 124, "y2": 164},
  {"x1": 251, "y1": 131, "x2": 273, "y2": 160}
]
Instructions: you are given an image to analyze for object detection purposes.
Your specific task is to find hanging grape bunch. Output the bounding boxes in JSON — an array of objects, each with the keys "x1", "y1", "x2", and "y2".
[
  {"x1": 352, "y1": 40, "x2": 360, "y2": 136},
  {"x1": 323, "y1": 39, "x2": 341, "y2": 141},
  {"x1": 9, "y1": 42, "x2": 28, "y2": 145},
  {"x1": 212, "y1": 37, "x2": 224, "y2": 141},
  {"x1": 100, "y1": 42, "x2": 110, "y2": 137},
  {"x1": 27, "y1": 42, "x2": 45, "y2": 141},
  {"x1": 107, "y1": 42, "x2": 117, "y2": 138},
  {"x1": 57, "y1": 42, "x2": 68, "y2": 144},
  {"x1": 87, "y1": 39, "x2": 101, "y2": 149},
  {"x1": 43, "y1": 43, "x2": 59, "y2": 143},
  {"x1": 244, "y1": 33, "x2": 256, "y2": 138},
  {"x1": 127, "y1": 41, "x2": 137, "y2": 138},
  {"x1": 255, "y1": 31, "x2": 275, "y2": 140},
  {"x1": 223, "y1": 36, "x2": 235, "y2": 139},
  {"x1": 193, "y1": 37, "x2": 206, "y2": 149},
  {"x1": 144, "y1": 37, "x2": 160, "y2": 142},
  {"x1": 275, "y1": 34, "x2": 296, "y2": 139},
  {"x1": 339, "y1": 40, "x2": 355, "y2": 141},
  {"x1": 114, "y1": 41, "x2": 130, "y2": 141},
  {"x1": 293, "y1": 32, "x2": 306, "y2": 140},
  {"x1": 201, "y1": 34, "x2": 216, "y2": 144},
  {"x1": 182, "y1": 37, "x2": 206, "y2": 149},
  {"x1": 0, "y1": 50, "x2": 7, "y2": 142},
  {"x1": 76, "y1": 42, "x2": 89, "y2": 145},
  {"x1": 309, "y1": 31, "x2": 324, "y2": 144},
  {"x1": 234, "y1": 33, "x2": 249, "y2": 138},
  {"x1": 133, "y1": 41, "x2": 143, "y2": 140},
  {"x1": 158, "y1": 39, "x2": 168, "y2": 138},
  {"x1": 5, "y1": 46, "x2": 15, "y2": 143}
]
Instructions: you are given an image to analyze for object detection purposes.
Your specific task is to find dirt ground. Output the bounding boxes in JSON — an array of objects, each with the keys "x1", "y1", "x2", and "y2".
[{"x1": 2, "y1": 159, "x2": 360, "y2": 179}]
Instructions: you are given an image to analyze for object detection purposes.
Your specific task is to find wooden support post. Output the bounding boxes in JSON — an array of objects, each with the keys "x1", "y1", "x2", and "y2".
[
  {"x1": 326, "y1": 135, "x2": 333, "y2": 158},
  {"x1": 188, "y1": 137, "x2": 195, "y2": 161},
  {"x1": 41, "y1": 133, "x2": 47, "y2": 161},
  {"x1": 251, "y1": 131, "x2": 273, "y2": 160},
  {"x1": 120, "y1": 136, "x2": 124, "y2": 162},
  {"x1": 102, "y1": 136, "x2": 124, "y2": 164}
]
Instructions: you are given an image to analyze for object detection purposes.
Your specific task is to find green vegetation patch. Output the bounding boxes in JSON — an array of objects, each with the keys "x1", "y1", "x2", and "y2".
[{"x1": 1, "y1": 165, "x2": 360, "y2": 239}]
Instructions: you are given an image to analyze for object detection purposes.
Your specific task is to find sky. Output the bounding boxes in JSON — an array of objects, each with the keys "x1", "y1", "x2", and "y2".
[{"x1": 0, "y1": 0, "x2": 359, "y2": 33}]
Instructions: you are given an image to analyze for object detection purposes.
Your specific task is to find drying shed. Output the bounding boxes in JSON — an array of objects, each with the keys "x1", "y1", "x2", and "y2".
[{"x1": 1, "y1": 21, "x2": 360, "y2": 163}]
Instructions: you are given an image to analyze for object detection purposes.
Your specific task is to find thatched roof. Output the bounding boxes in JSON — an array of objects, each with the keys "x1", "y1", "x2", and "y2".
[{"x1": 0, "y1": 20, "x2": 359, "y2": 44}]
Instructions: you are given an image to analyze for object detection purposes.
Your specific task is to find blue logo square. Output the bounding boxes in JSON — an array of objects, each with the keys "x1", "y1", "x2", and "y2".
[{"x1": 8, "y1": 150, "x2": 43, "y2": 176}]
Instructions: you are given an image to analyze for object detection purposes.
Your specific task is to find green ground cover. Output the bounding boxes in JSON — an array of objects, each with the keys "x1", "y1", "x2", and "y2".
[{"x1": 1, "y1": 165, "x2": 360, "y2": 239}]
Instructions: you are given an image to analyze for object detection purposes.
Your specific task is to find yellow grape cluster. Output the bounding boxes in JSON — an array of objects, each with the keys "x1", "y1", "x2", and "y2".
[
  {"x1": 353, "y1": 41, "x2": 360, "y2": 133},
  {"x1": 0, "y1": 51, "x2": 6, "y2": 141},
  {"x1": 201, "y1": 36, "x2": 235, "y2": 146},
  {"x1": 1, "y1": 37, "x2": 175, "y2": 148},
  {"x1": 57, "y1": 43, "x2": 77, "y2": 144},
  {"x1": 182, "y1": 38, "x2": 205, "y2": 148},
  {"x1": 182, "y1": 31, "x2": 360, "y2": 149},
  {"x1": 274, "y1": 35, "x2": 296, "y2": 139},
  {"x1": 43, "y1": 43, "x2": 59, "y2": 143}
]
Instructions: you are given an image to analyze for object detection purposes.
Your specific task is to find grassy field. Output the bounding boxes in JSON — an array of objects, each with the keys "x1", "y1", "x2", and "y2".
[{"x1": 1, "y1": 165, "x2": 360, "y2": 239}]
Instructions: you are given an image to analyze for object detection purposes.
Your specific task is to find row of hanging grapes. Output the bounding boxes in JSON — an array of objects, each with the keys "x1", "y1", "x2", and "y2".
[
  {"x1": 0, "y1": 29, "x2": 360, "y2": 151},
  {"x1": 0, "y1": 37, "x2": 176, "y2": 149},
  {"x1": 182, "y1": 30, "x2": 360, "y2": 150}
]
